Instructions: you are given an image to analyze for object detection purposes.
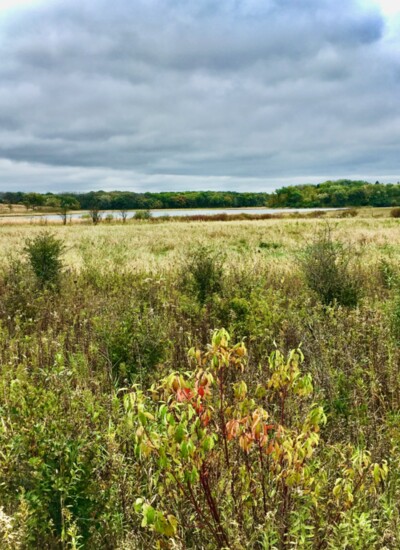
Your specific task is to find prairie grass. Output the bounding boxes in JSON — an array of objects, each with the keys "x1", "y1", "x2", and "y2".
[{"x1": 1, "y1": 216, "x2": 400, "y2": 270}]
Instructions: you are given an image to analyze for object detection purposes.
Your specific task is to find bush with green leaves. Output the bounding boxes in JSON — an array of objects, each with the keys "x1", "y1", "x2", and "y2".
[
  {"x1": 300, "y1": 226, "x2": 361, "y2": 307},
  {"x1": 134, "y1": 209, "x2": 151, "y2": 220},
  {"x1": 183, "y1": 245, "x2": 224, "y2": 304},
  {"x1": 24, "y1": 231, "x2": 65, "y2": 288},
  {"x1": 0, "y1": 350, "x2": 123, "y2": 549},
  {"x1": 96, "y1": 305, "x2": 171, "y2": 384},
  {"x1": 127, "y1": 330, "x2": 389, "y2": 549}
]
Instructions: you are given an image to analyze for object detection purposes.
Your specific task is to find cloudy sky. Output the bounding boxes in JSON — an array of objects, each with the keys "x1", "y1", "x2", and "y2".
[{"x1": 0, "y1": 0, "x2": 399, "y2": 193}]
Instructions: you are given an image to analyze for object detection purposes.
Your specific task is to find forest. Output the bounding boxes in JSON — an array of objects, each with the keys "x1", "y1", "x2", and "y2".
[{"x1": 2, "y1": 179, "x2": 400, "y2": 212}]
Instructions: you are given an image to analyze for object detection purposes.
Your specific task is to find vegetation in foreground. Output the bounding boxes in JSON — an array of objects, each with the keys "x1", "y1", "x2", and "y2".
[{"x1": 1, "y1": 216, "x2": 400, "y2": 548}]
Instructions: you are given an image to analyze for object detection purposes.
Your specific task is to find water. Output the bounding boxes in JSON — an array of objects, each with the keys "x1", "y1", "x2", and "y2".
[{"x1": 8, "y1": 207, "x2": 340, "y2": 222}]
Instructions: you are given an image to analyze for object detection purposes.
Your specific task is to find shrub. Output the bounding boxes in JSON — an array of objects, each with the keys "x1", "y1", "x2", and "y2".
[
  {"x1": 390, "y1": 207, "x2": 400, "y2": 218},
  {"x1": 134, "y1": 210, "x2": 151, "y2": 220},
  {"x1": 24, "y1": 231, "x2": 64, "y2": 288},
  {"x1": 127, "y1": 330, "x2": 388, "y2": 548},
  {"x1": 183, "y1": 245, "x2": 224, "y2": 304},
  {"x1": 300, "y1": 226, "x2": 361, "y2": 307},
  {"x1": 96, "y1": 305, "x2": 170, "y2": 384},
  {"x1": 0, "y1": 353, "x2": 114, "y2": 548}
]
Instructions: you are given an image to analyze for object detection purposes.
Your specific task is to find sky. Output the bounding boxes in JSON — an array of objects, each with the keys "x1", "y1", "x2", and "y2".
[{"x1": 0, "y1": 0, "x2": 399, "y2": 193}]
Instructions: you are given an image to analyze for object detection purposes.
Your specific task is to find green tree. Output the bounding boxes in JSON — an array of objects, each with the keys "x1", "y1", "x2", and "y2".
[
  {"x1": 45, "y1": 196, "x2": 80, "y2": 224},
  {"x1": 23, "y1": 193, "x2": 45, "y2": 211},
  {"x1": 58, "y1": 197, "x2": 80, "y2": 225}
]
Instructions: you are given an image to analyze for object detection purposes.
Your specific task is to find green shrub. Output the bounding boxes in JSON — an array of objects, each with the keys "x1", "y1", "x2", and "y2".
[
  {"x1": 183, "y1": 245, "x2": 224, "y2": 304},
  {"x1": 134, "y1": 210, "x2": 151, "y2": 220},
  {"x1": 128, "y1": 330, "x2": 389, "y2": 548},
  {"x1": 24, "y1": 231, "x2": 65, "y2": 288},
  {"x1": 300, "y1": 226, "x2": 361, "y2": 307},
  {"x1": 96, "y1": 305, "x2": 170, "y2": 383},
  {"x1": 0, "y1": 352, "x2": 116, "y2": 548}
]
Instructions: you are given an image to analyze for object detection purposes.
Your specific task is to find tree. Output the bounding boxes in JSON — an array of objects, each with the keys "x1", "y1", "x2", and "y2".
[
  {"x1": 89, "y1": 201, "x2": 102, "y2": 225},
  {"x1": 45, "y1": 196, "x2": 80, "y2": 225},
  {"x1": 23, "y1": 193, "x2": 45, "y2": 211},
  {"x1": 58, "y1": 197, "x2": 80, "y2": 225}
]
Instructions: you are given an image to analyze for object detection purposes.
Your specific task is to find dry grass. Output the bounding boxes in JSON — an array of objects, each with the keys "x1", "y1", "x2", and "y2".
[{"x1": 1, "y1": 215, "x2": 400, "y2": 276}]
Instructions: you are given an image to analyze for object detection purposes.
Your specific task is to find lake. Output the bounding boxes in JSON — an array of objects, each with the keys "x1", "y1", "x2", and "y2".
[{"x1": 10, "y1": 207, "x2": 340, "y2": 222}]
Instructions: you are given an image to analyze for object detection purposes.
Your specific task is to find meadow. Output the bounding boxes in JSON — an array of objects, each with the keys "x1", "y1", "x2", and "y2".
[{"x1": 1, "y1": 213, "x2": 400, "y2": 549}]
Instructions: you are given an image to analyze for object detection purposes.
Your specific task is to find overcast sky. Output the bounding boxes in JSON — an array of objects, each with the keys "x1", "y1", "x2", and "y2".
[{"x1": 0, "y1": 0, "x2": 399, "y2": 193}]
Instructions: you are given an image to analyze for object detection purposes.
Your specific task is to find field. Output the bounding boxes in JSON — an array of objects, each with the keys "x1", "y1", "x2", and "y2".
[{"x1": 1, "y1": 214, "x2": 400, "y2": 548}]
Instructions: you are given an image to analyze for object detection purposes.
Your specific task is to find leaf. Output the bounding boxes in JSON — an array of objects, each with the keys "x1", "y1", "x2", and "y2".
[
  {"x1": 158, "y1": 404, "x2": 168, "y2": 421},
  {"x1": 154, "y1": 512, "x2": 178, "y2": 537},
  {"x1": 373, "y1": 463, "x2": 381, "y2": 485},
  {"x1": 255, "y1": 384, "x2": 266, "y2": 399},
  {"x1": 226, "y1": 419, "x2": 240, "y2": 441},
  {"x1": 180, "y1": 441, "x2": 189, "y2": 459},
  {"x1": 142, "y1": 504, "x2": 156, "y2": 526},
  {"x1": 202, "y1": 435, "x2": 215, "y2": 452},
  {"x1": 233, "y1": 380, "x2": 247, "y2": 400},
  {"x1": 176, "y1": 387, "x2": 193, "y2": 402},
  {"x1": 175, "y1": 424, "x2": 185, "y2": 443},
  {"x1": 134, "y1": 498, "x2": 144, "y2": 513}
]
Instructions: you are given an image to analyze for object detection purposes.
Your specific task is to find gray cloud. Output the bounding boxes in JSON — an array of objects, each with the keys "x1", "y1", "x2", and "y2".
[{"x1": 0, "y1": 0, "x2": 398, "y2": 192}]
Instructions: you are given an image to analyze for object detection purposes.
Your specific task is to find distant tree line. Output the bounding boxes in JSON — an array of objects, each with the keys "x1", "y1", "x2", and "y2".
[
  {"x1": 1, "y1": 180, "x2": 400, "y2": 212},
  {"x1": 268, "y1": 179, "x2": 400, "y2": 208},
  {"x1": 0, "y1": 190, "x2": 269, "y2": 211}
]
